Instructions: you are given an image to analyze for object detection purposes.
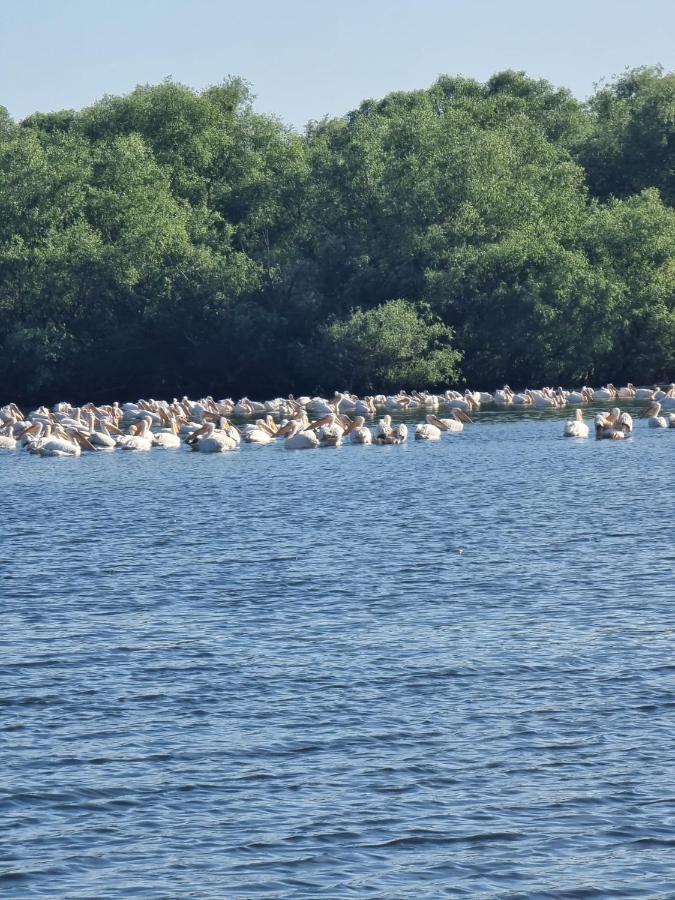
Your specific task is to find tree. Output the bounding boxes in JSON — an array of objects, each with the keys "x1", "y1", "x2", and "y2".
[
  {"x1": 579, "y1": 66, "x2": 675, "y2": 203},
  {"x1": 317, "y1": 299, "x2": 461, "y2": 392}
]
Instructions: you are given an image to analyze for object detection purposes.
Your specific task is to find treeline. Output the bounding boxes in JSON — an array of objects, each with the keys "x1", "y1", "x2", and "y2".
[{"x1": 1, "y1": 66, "x2": 674, "y2": 404}]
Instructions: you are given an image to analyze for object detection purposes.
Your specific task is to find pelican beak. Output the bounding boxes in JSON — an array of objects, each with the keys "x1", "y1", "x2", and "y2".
[
  {"x1": 187, "y1": 425, "x2": 207, "y2": 444},
  {"x1": 305, "y1": 414, "x2": 331, "y2": 431}
]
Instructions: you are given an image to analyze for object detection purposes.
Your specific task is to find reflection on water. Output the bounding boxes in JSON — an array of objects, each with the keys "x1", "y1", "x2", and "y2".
[{"x1": 1, "y1": 406, "x2": 674, "y2": 898}]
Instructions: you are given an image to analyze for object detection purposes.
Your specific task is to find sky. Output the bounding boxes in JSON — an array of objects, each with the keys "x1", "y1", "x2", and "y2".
[{"x1": 1, "y1": 0, "x2": 673, "y2": 129}]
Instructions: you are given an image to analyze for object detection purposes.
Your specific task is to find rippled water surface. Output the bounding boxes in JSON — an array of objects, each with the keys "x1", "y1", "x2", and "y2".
[{"x1": 2, "y1": 405, "x2": 675, "y2": 898}]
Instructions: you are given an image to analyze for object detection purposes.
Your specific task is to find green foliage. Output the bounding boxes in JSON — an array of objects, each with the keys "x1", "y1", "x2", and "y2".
[
  {"x1": 578, "y1": 66, "x2": 675, "y2": 203},
  {"x1": 1, "y1": 69, "x2": 674, "y2": 404},
  {"x1": 318, "y1": 300, "x2": 461, "y2": 391},
  {"x1": 582, "y1": 189, "x2": 675, "y2": 380}
]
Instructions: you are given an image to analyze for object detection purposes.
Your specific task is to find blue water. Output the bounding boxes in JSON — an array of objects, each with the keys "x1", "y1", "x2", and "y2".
[{"x1": 2, "y1": 407, "x2": 675, "y2": 898}]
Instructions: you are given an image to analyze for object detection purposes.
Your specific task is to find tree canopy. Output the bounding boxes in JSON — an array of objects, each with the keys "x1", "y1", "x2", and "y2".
[{"x1": 1, "y1": 68, "x2": 674, "y2": 404}]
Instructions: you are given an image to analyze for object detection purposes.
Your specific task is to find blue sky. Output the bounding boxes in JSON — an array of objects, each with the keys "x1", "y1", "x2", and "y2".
[{"x1": 1, "y1": 0, "x2": 673, "y2": 128}]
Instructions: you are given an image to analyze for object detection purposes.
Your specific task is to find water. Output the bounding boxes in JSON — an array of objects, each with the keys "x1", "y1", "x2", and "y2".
[{"x1": 2, "y1": 406, "x2": 674, "y2": 898}]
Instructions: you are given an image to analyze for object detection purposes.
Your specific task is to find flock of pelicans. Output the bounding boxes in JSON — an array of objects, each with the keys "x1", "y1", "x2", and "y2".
[{"x1": 1, "y1": 384, "x2": 674, "y2": 457}]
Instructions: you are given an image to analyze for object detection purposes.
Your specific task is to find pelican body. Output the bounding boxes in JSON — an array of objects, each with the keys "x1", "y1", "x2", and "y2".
[{"x1": 564, "y1": 409, "x2": 589, "y2": 438}]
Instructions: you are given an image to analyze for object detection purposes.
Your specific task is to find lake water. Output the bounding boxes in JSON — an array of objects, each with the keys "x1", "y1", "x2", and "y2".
[{"x1": 2, "y1": 405, "x2": 674, "y2": 898}]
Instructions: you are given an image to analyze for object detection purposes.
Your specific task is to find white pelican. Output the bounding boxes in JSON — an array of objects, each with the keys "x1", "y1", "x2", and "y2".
[
  {"x1": 594, "y1": 408, "x2": 631, "y2": 440},
  {"x1": 646, "y1": 402, "x2": 667, "y2": 428},
  {"x1": 389, "y1": 423, "x2": 408, "y2": 444},
  {"x1": 659, "y1": 386, "x2": 675, "y2": 410},
  {"x1": 37, "y1": 425, "x2": 81, "y2": 457},
  {"x1": 20, "y1": 421, "x2": 46, "y2": 450},
  {"x1": 317, "y1": 414, "x2": 344, "y2": 447},
  {"x1": 374, "y1": 415, "x2": 393, "y2": 443},
  {"x1": 415, "y1": 421, "x2": 442, "y2": 441},
  {"x1": 153, "y1": 417, "x2": 182, "y2": 448},
  {"x1": 1, "y1": 402, "x2": 24, "y2": 423},
  {"x1": 215, "y1": 398, "x2": 235, "y2": 416},
  {"x1": 85, "y1": 414, "x2": 119, "y2": 450},
  {"x1": 0, "y1": 415, "x2": 24, "y2": 449},
  {"x1": 444, "y1": 390, "x2": 474, "y2": 412},
  {"x1": 563, "y1": 409, "x2": 589, "y2": 438},
  {"x1": 333, "y1": 392, "x2": 357, "y2": 414},
  {"x1": 426, "y1": 410, "x2": 472, "y2": 433},
  {"x1": 241, "y1": 417, "x2": 276, "y2": 444},
  {"x1": 0, "y1": 428, "x2": 17, "y2": 450},
  {"x1": 354, "y1": 397, "x2": 376, "y2": 417},
  {"x1": 528, "y1": 388, "x2": 564, "y2": 408},
  {"x1": 233, "y1": 398, "x2": 256, "y2": 417},
  {"x1": 617, "y1": 411, "x2": 633, "y2": 433},
  {"x1": 592, "y1": 384, "x2": 617, "y2": 402},
  {"x1": 347, "y1": 416, "x2": 372, "y2": 444},
  {"x1": 567, "y1": 387, "x2": 593, "y2": 405},
  {"x1": 117, "y1": 417, "x2": 154, "y2": 451},
  {"x1": 187, "y1": 420, "x2": 238, "y2": 452},
  {"x1": 494, "y1": 386, "x2": 514, "y2": 406},
  {"x1": 373, "y1": 416, "x2": 408, "y2": 444},
  {"x1": 300, "y1": 413, "x2": 344, "y2": 447},
  {"x1": 279, "y1": 418, "x2": 319, "y2": 449},
  {"x1": 306, "y1": 396, "x2": 335, "y2": 416}
]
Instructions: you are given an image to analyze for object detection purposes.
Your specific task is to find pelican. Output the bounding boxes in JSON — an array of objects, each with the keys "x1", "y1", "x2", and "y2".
[
  {"x1": 306, "y1": 396, "x2": 335, "y2": 416},
  {"x1": 595, "y1": 408, "x2": 630, "y2": 440},
  {"x1": 37, "y1": 425, "x2": 81, "y2": 457},
  {"x1": 494, "y1": 386, "x2": 514, "y2": 406},
  {"x1": 617, "y1": 411, "x2": 633, "y2": 433},
  {"x1": 153, "y1": 417, "x2": 182, "y2": 448},
  {"x1": 215, "y1": 398, "x2": 235, "y2": 416},
  {"x1": 415, "y1": 420, "x2": 442, "y2": 441},
  {"x1": 373, "y1": 415, "x2": 408, "y2": 444},
  {"x1": 567, "y1": 387, "x2": 592, "y2": 405},
  {"x1": 20, "y1": 421, "x2": 46, "y2": 450},
  {"x1": 374, "y1": 415, "x2": 393, "y2": 444},
  {"x1": 117, "y1": 417, "x2": 154, "y2": 451},
  {"x1": 301, "y1": 413, "x2": 344, "y2": 447},
  {"x1": 187, "y1": 420, "x2": 238, "y2": 452},
  {"x1": 389, "y1": 423, "x2": 408, "y2": 444},
  {"x1": 232, "y1": 398, "x2": 252, "y2": 417},
  {"x1": 347, "y1": 416, "x2": 372, "y2": 444},
  {"x1": 646, "y1": 402, "x2": 667, "y2": 428},
  {"x1": 563, "y1": 409, "x2": 589, "y2": 438},
  {"x1": 444, "y1": 390, "x2": 473, "y2": 411},
  {"x1": 279, "y1": 418, "x2": 319, "y2": 449},
  {"x1": 354, "y1": 397, "x2": 376, "y2": 417},
  {"x1": 528, "y1": 388, "x2": 564, "y2": 408},
  {"x1": 334, "y1": 391, "x2": 357, "y2": 414},
  {"x1": 592, "y1": 384, "x2": 616, "y2": 402},
  {"x1": 426, "y1": 410, "x2": 472, "y2": 433},
  {"x1": 659, "y1": 385, "x2": 675, "y2": 409},
  {"x1": 0, "y1": 416, "x2": 21, "y2": 449},
  {"x1": 317, "y1": 415, "x2": 344, "y2": 447},
  {"x1": 241, "y1": 417, "x2": 276, "y2": 444},
  {"x1": 86, "y1": 414, "x2": 119, "y2": 450}
]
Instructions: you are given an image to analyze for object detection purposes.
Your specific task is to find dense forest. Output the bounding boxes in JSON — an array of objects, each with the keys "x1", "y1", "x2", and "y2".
[{"x1": 1, "y1": 66, "x2": 674, "y2": 404}]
